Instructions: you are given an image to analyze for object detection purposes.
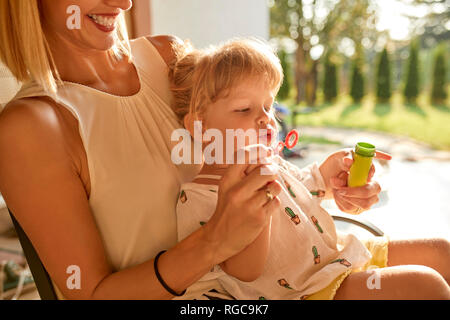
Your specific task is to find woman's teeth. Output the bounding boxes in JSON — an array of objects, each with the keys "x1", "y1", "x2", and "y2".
[{"x1": 87, "y1": 14, "x2": 116, "y2": 28}]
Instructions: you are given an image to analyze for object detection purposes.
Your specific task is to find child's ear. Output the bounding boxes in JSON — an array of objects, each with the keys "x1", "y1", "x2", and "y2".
[
  {"x1": 183, "y1": 113, "x2": 195, "y2": 138},
  {"x1": 183, "y1": 113, "x2": 207, "y2": 139},
  {"x1": 183, "y1": 113, "x2": 193, "y2": 137}
]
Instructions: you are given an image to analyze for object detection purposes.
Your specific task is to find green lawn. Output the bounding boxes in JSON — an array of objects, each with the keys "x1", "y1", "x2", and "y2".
[{"x1": 286, "y1": 93, "x2": 450, "y2": 151}]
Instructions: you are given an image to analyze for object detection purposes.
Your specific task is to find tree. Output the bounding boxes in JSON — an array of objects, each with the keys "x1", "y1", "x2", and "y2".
[
  {"x1": 277, "y1": 49, "x2": 291, "y2": 101},
  {"x1": 400, "y1": 0, "x2": 450, "y2": 49},
  {"x1": 323, "y1": 51, "x2": 338, "y2": 102},
  {"x1": 403, "y1": 40, "x2": 420, "y2": 103},
  {"x1": 431, "y1": 44, "x2": 447, "y2": 104},
  {"x1": 376, "y1": 48, "x2": 391, "y2": 102},
  {"x1": 270, "y1": 0, "x2": 375, "y2": 105},
  {"x1": 350, "y1": 59, "x2": 365, "y2": 103}
]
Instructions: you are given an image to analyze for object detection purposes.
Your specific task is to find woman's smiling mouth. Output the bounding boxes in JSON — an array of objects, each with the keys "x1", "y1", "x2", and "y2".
[{"x1": 87, "y1": 14, "x2": 118, "y2": 32}]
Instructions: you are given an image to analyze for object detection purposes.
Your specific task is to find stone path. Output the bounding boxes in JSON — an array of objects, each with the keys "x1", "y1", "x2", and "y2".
[{"x1": 297, "y1": 126, "x2": 450, "y2": 162}]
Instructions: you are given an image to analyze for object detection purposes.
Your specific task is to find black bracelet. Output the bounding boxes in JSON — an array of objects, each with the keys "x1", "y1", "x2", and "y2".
[{"x1": 154, "y1": 250, "x2": 186, "y2": 296}]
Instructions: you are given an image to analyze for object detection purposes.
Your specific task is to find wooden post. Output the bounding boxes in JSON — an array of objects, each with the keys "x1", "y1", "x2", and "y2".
[{"x1": 128, "y1": 0, "x2": 152, "y2": 39}]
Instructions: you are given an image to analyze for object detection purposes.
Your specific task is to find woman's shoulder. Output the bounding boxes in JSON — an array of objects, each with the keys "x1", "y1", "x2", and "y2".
[
  {"x1": 143, "y1": 34, "x2": 184, "y2": 66},
  {"x1": 0, "y1": 97, "x2": 80, "y2": 158},
  {"x1": 1, "y1": 97, "x2": 63, "y2": 133},
  {"x1": 1, "y1": 97, "x2": 53, "y2": 133},
  {"x1": 0, "y1": 95, "x2": 90, "y2": 191}
]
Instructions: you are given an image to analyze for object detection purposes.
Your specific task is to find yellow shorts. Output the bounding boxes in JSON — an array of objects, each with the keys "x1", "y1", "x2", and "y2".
[{"x1": 306, "y1": 235, "x2": 390, "y2": 300}]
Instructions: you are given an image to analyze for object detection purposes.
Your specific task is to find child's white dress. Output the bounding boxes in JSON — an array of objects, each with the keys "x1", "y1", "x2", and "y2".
[{"x1": 176, "y1": 156, "x2": 372, "y2": 300}]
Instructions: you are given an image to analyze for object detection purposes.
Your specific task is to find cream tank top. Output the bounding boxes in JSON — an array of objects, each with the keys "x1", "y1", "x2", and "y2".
[{"x1": 12, "y1": 37, "x2": 202, "y2": 287}]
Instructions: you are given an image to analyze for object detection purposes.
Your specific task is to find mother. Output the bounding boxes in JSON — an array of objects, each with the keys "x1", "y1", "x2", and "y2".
[{"x1": 0, "y1": 0, "x2": 423, "y2": 300}]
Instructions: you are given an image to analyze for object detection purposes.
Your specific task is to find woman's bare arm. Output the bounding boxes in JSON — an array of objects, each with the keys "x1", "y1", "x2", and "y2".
[{"x1": 0, "y1": 99, "x2": 218, "y2": 299}]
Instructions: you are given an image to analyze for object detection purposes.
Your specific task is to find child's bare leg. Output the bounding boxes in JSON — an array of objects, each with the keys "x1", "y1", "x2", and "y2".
[
  {"x1": 334, "y1": 265, "x2": 450, "y2": 300},
  {"x1": 387, "y1": 238, "x2": 450, "y2": 284}
]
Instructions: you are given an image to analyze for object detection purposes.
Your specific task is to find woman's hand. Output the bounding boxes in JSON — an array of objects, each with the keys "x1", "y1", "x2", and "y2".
[
  {"x1": 202, "y1": 145, "x2": 283, "y2": 264},
  {"x1": 319, "y1": 148, "x2": 392, "y2": 214}
]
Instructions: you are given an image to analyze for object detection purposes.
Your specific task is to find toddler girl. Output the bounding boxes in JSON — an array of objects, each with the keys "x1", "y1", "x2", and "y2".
[{"x1": 168, "y1": 38, "x2": 447, "y2": 300}]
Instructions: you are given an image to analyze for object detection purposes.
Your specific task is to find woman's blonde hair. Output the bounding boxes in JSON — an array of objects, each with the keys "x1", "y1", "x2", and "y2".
[
  {"x1": 168, "y1": 37, "x2": 283, "y2": 124},
  {"x1": 0, "y1": 0, "x2": 131, "y2": 93}
]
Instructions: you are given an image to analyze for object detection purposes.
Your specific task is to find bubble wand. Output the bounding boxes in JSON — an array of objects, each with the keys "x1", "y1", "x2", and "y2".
[
  {"x1": 266, "y1": 129, "x2": 300, "y2": 190},
  {"x1": 273, "y1": 129, "x2": 300, "y2": 155}
]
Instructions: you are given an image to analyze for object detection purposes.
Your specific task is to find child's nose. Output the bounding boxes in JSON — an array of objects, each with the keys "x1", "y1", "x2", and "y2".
[{"x1": 257, "y1": 109, "x2": 271, "y2": 125}]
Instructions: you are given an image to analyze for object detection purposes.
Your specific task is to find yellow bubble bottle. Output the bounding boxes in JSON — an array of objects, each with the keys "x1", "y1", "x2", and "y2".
[{"x1": 347, "y1": 142, "x2": 375, "y2": 187}]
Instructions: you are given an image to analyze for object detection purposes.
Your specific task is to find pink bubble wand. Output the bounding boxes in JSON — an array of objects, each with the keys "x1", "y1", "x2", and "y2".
[
  {"x1": 264, "y1": 129, "x2": 300, "y2": 190},
  {"x1": 273, "y1": 129, "x2": 300, "y2": 154}
]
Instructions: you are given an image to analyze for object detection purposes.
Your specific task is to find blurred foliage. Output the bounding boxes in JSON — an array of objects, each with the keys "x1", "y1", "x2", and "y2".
[
  {"x1": 277, "y1": 49, "x2": 291, "y2": 100},
  {"x1": 400, "y1": 0, "x2": 450, "y2": 48},
  {"x1": 270, "y1": 0, "x2": 449, "y2": 148},
  {"x1": 270, "y1": 0, "x2": 449, "y2": 107},
  {"x1": 270, "y1": 0, "x2": 375, "y2": 105}
]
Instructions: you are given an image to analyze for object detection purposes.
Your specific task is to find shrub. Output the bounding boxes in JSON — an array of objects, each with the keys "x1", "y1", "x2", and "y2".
[
  {"x1": 431, "y1": 45, "x2": 447, "y2": 104},
  {"x1": 403, "y1": 41, "x2": 420, "y2": 103},
  {"x1": 323, "y1": 52, "x2": 338, "y2": 102},
  {"x1": 376, "y1": 48, "x2": 391, "y2": 102},
  {"x1": 350, "y1": 60, "x2": 365, "y2": 103}
]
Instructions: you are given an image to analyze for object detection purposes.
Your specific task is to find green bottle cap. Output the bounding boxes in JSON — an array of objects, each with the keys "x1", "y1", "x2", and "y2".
[{"x1": 355, "y1": 142, "x2": 375, "y2": 157}]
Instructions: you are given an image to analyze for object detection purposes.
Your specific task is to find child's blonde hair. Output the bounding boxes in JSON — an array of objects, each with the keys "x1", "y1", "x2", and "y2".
[
  {"x1": 0, "y1": 0, "x2": 131, "y2": 93},
  {"x1": 168, "y1": 37, "x2": 283, "y2": 124}
]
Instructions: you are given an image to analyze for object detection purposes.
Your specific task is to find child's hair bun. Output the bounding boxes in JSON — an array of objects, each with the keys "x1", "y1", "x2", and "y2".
[{"x1": 168, "y1": 39, "x2": 204, "y2": 123}]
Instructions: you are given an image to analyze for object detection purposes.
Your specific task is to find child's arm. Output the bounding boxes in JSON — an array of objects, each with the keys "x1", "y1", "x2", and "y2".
[{"x1": 219, "y1": 216, "x2": 271, "y2": 282}]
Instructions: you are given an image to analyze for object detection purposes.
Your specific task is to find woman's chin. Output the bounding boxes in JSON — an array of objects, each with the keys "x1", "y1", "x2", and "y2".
[
  {"x1": 81, "y1": 23, "x2": 119, "y2": 51},
  {"x1": 82, "y1": 34, "x2": 117, "y2": 52}
]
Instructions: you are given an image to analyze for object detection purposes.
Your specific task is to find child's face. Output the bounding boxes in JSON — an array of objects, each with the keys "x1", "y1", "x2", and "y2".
[{"x1": 202, "y1": 78, "x2": 278, "y2": 151}]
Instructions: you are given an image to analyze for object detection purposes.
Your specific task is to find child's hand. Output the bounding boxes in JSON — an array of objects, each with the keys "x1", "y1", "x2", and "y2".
[
  {"x1": 203, "y1": 144, "x2": 282, "y2": 264},
  {"x1": 240, "y1": 144, "x2": 274, "y2": 176},
  {"x1": 319, "y1": 148, "x2": 391, "y2": 214}
]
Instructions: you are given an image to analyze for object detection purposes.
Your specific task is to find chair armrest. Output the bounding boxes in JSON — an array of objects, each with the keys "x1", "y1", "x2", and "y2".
[{"x1": 331, "y1": 213, "x2": 384, "y2": 237}]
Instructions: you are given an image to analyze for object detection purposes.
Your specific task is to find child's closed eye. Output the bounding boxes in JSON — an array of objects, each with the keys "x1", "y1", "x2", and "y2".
[
  {"x1": 235, "y1": 107, "x2": 251, "y2": 112},
  {"x1": 234, "y1": 105, "x2": 272, "y2": 113}
]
